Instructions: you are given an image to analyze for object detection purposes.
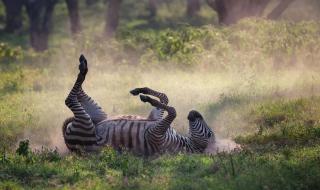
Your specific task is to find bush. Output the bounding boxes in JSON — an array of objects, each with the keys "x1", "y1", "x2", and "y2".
[
  {"x1": 16, "y1": 140, "x2": 30, "y2": 157},
  {"x1": 0, "y1": 43, "x2": 23, "y2": 64}
]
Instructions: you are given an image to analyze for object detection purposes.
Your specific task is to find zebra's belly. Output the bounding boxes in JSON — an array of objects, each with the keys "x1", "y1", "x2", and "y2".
[{"x1": 96, "y1": 119, "x2": 156, "y2": 155}]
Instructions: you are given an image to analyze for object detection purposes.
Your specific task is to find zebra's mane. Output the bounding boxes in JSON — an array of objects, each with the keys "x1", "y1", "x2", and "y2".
[{"x1": 107, "y1": 115, "x2": 156, "y2": 121}]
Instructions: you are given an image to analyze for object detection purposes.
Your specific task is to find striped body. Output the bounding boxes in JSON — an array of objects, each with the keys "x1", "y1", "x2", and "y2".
[
  {"x1": 64, "y1": 116, "x2": 208, "y2": 155},
  {"x1": 96, "y1": 118, "x2": 157, "y2": 155}
]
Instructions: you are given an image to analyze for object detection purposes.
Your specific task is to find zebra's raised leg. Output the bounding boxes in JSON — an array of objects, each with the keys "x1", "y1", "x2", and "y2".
[
  {"x1": 140, "y1": 95, "x2": 176, "y2": 155},
  {"x1": 71, "y1": 55, "x2": 107, "y2": 125},
  {"x1": 64, "y1": 55, "x2": 97, "y2": 151},
  {"x1": 130, "y1": 87, "x2": 169, "y2": 120},
  {"x1": 130, "y1": 87, "x2": 169, "y2": 104},
  {"x1": 139, "y1": 95, "x2": 176, "y2": 135},
  {"x1": 77, "y1": 86, "x2": 107, "y2": 125}
]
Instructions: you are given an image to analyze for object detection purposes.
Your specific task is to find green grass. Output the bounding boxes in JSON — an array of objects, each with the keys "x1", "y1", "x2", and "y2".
[
  {"x1": 236, "y1": 98, "x2": 320, "y2": 151},
  {"x1": 1, "y1": 141, "x2": 320, "y2": 189}
]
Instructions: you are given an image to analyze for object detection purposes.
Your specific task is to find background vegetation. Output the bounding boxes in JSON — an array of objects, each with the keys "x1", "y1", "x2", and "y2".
[{"x1": 1, "y1": 0, "x2": 320, "y2": 189}]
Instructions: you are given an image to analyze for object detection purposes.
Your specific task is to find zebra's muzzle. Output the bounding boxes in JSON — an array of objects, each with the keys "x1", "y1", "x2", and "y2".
[{"x1": 188, "y1": 110, "x2": 203, "y2": 122}]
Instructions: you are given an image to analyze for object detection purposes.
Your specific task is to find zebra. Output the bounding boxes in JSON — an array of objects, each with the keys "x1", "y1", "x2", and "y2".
[{"x1": 63, "y1": 54, "x2": 214, "y2": 156}]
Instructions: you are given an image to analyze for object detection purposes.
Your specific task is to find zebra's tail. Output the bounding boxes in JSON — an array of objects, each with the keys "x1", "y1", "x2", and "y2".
[
  {"x1": 62, "y1": 117, "x2": 74, "y2": 142},
  {"x1": 62, "y1": 117, "x2": 74, "y2": 138}
]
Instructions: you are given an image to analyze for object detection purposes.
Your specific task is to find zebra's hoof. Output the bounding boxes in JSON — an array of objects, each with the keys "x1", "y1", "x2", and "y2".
[
  {"x1": 140, "y1": 95, "x2": 150, "y2": 103},
  {"x1": 79, "y1": 54, "x2": 88, "y2": 74},
  {"x1": 130, "y1": 88, "x2": 140, "y2": 96}
]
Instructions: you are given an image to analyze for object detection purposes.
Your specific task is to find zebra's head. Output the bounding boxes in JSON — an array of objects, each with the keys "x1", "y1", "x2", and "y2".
[{"x1": 187, "y1": 110, "x2": 214, "y2": 151}]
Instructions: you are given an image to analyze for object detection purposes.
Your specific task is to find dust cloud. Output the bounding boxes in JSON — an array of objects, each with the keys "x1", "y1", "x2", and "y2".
[{"x1": 205, "y1": 137, "x2": 241, "y2": 154}]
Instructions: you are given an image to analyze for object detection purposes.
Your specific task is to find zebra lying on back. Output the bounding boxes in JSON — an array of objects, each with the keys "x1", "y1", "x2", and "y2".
[{"x1": 63, "y1": 55, "x2": 214, "y2": 156}]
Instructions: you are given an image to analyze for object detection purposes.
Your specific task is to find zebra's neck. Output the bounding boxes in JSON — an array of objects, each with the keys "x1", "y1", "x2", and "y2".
[{"x1": 169, "y1": 132, "x2": 208, "y2": 154}]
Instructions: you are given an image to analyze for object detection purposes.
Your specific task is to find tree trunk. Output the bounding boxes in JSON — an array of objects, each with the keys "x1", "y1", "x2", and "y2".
[
  {"x1": 267, "y1": 0, "x2": 294, "y2": 20},
  {"x1": 65, "y1": 0, "x2": 81, "y2": 34},
  {"x1": 86, "y1": 0, "x2": 98, "y2": 7},
  {"x1": 149, "y1": 0, "x2": 157, "y2": 18},
  {"x1": 2, "y1": 0, "x2": 24, "y2": 33},
  {"x1": 207, "y1": 0, "x2": 293, "y2": 25},
  {"x1": 105, "y1": 0, "x2": 122, "y2": 36},
  {"x1": 187, "y1": 0, "x2": 201, "y2": 17},
  {"x1": 25, "y1": 0, "x2": 58, "y2": 51}
]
